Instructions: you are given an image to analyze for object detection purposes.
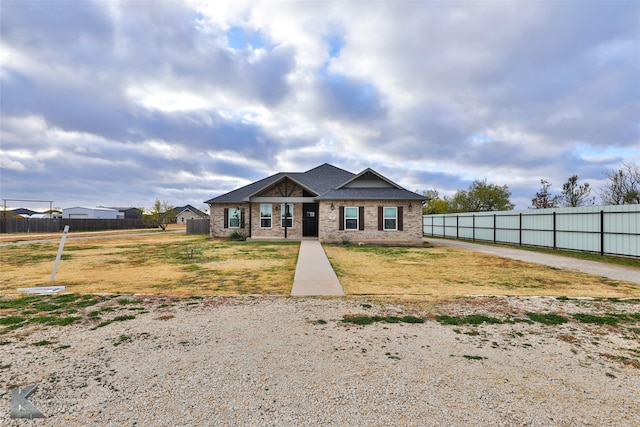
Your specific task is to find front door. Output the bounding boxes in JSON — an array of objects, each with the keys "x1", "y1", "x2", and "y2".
[{"x1": 302, "y1": 203, "x2": 318, "y2": 237}]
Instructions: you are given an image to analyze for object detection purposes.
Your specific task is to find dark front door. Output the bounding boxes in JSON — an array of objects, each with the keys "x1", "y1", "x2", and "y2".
[{"x1": 302, "y1": 203, "x2": 319, "y2": 237}]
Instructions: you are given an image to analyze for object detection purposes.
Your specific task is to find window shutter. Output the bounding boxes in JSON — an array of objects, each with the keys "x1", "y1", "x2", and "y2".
[
  {"x1": 240, "y1": 208, "x2": 245, "y2": 228},
  {"x1": 223, "y1": 208, "x2": 229, "y2": 229},
  {"x1": 378, "y1": 206, "x2": 383, "y2": 231},
  {"x1": 339, "y1": 206, "x2": 344, "y2": 230},
  {"x1": 359, "y1": 206, "x2": 365, "y2": 230},
  {"x1": 398, "y1": 206, "x2": 404, "y2": 231}
]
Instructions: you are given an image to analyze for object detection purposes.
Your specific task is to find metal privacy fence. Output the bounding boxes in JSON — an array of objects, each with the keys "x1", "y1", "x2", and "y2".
[
  {"x1": 186, "y1": 218, "x2": 210, "y2": 235},
  {"x1": 423, "y1": 205, "x2": 640, "y2": 258}
]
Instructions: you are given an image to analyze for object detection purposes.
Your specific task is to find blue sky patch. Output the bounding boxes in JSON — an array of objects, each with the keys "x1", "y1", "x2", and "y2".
[
  {"x1": 325, "y1": 33, "x2": 344, "y2": 59},
  {"x1": 226, "y1": 26, "x2": 270, "y2": 51}
]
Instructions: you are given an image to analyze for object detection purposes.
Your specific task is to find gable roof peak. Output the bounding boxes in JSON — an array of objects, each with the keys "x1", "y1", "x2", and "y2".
[
  {"x1": 336, "y1": 167, "x2": 403, "y2": 190},
  {"x1": 303, "y1": 163, "x2": 351, "y2": 174}
]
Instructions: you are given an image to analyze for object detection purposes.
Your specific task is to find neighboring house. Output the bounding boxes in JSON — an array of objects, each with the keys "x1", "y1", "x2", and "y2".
[
  {"x1": 7, "y1": 208, "x2": 37, "y2": 218},
  {"x1": 174, "y1": 205, "x2": 208, "y2": 224},
  {"x1": 30, "y1": 211, "x2": 62, "y2": 219},
  {"x1": 62, "y1": 207, "x2": 123, "y2": 219},
  {"x1": 205, "y1": 163, "x2": 425, "y2": 244},
  {"x1": 106, "y1": 207, "x2": 143, "y2": 220}
]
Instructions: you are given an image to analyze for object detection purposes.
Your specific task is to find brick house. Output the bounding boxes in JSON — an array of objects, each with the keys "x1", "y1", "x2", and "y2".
[
  {"x1": 173, "y1": 205, "x2": 208, "y2": 224},
  {"x1": 205, "y1": 163, "x2": 425, "y2": 244}
]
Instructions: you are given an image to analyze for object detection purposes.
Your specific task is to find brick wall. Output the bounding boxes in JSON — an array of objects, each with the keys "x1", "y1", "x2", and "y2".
[
  {"x1": 318, "y1": 200, "x2": 423, "y2": 244},
  {"x1": 211, "y1": 198, "x2": 423, "y2": 243},
  {"x1": 249, "y1": 202, "x2": 302, "y2": 239},
  {"x1": 210, "y1": 203, "x2": 250, "y2": 238}
]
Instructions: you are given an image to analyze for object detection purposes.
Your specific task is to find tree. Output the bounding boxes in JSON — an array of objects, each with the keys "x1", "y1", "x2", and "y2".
[
  {"x1": 147, "y1": 199, "x2": 176, "y2": 230},
  {"x1": 422, "y1": 189, "x2": 450, "y2": 214},
  {"x1": 531, "y1": 179, "x2": 560, "y2": 209},
  {"x1": 560, "y1": 175, "x2": 594, "y2": 207},
  {"x1": 600, "y1": 162, "x2": 640, "y2": 205},
  {"x1": 449, "y1": 178, "x2": 514, "y2": 212}
]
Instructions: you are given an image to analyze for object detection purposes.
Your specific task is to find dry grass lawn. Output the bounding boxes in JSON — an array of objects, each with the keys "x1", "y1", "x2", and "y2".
[
  {"x1": 324, "y1": 244, "x2": 640, "y2": 301},
  {"x1": 0, "y1": 233, "x2": 299, "y2": 296},
  {"x1": 2, "y1": 232, "x2": 638, "y2": 301}
]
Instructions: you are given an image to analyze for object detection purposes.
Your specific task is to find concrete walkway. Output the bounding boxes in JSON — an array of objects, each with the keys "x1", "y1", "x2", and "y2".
[
  {"x1": 428, "y1": 238, "x2": 640, "y2": 285},
  {"x1": 291, "y1": 240, "x2": 345, "y2": 296}
]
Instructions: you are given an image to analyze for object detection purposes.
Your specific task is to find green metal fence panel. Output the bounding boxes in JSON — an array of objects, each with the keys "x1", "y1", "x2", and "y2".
[{"x1": 424, "y1": 205, "x2": 640, "y2": 257}]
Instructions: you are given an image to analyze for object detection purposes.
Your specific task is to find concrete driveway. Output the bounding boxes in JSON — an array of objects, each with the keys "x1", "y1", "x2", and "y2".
[{"x1": 426, "y1": 237, "x2": 640, "y2": 285}]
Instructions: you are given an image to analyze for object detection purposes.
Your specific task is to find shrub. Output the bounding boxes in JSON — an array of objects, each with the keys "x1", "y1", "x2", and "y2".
[
  {"x1": 525, "y1": 312, "x2": 568, "y2": 325},
  {"x1": 227, "y1": 230, "x2": 247, "y2": 241}
]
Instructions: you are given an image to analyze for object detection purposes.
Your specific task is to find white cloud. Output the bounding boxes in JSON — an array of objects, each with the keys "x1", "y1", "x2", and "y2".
[{"x1": 1, "y1": 0, "x2": 638, "y2": 209}]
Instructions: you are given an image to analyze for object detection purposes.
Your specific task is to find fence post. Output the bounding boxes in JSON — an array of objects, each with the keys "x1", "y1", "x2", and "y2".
[
  {"x1": 472, "y1": 215, "x2": 475, "y2": 241},
  {"x1": 493, "y1": 213, "x2": 497, "y2": 244},
  {"x1": 553, "y1": 212, "x2": 557, "y2": 250},
  {"x1": 456, "y1": 215, "x2": 459, "y2": 239},
  {"x1": 442, "y1": 215, "x2": 446, "y2": 238},
  {"x1": 600, "y1": 210, "x2": 604, "y2": 256},
  {"x1": 519, "y1": 212, "x2": 522, "y2": 246}
]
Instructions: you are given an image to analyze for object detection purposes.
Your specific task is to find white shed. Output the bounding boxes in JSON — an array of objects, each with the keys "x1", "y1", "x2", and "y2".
[{"x1": 62, "y1": 207, "x2": 123, "y2": 219}]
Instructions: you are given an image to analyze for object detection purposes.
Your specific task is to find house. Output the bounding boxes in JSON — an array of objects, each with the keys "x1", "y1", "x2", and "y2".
[
  {"x1": 174, "y1": 205, "x2": 208, "y2": 224},
  {"x1": 30, "y1": 211, "x2": 62, "y2": 219},
  {"x1": 6, "y1": 208, "x2": 38, "y2": 218},
  {"x1": 205, "y1": 163, "x2": 425, "y2": 244},
  {"x1": 62, "y1": 207, "x2": 123, "y2": 219}
]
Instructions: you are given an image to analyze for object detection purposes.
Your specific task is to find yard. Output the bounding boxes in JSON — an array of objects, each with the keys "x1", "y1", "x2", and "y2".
[
  {"x1": 0, "y1": 234, "x2": 298, "y2": 295},
  {"x1": 1, "y1": 232, "x2": 639, "y2": 426},
  {"x1": 1, "y1": 232, "x2": 639, "y2": 300},
  {"x1": 324, "y1": 244, "x2": 640, "y2": 301}
]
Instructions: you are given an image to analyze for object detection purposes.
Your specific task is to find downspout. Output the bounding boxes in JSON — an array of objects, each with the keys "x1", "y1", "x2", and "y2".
[{"x1": 248, "y1": 203, "x2": 252, "y2": 238}]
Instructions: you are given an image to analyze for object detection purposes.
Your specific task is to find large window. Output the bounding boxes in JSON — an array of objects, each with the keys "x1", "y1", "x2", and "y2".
[
  {"x1": 383, "y1": 207, "x2": 397, "y2": 230},
  {"x1": 260, "y1": 204, "x2": 272, "y2": 228},
  {"x1": 228, "y1": 207, "x2": 241, "y2": 228},
  {"x1": 344, "y1": 207, "x2": 359, "y2": 230},
  {"x1": 281, "y1": 204, "x2": 293, "y2": 228}
]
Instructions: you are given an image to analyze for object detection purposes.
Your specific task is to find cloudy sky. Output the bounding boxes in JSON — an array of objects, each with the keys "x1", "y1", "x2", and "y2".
[{"x1": 1, "y1": 1, "x2": 638, "y2": 212}]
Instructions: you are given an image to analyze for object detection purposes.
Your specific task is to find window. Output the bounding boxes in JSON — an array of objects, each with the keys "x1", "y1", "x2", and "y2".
[
  {"x1": 344, "y1": 207, "x2": 358, "y2": 230},
  {"x1": 281, "y1": 204, "x2": 293, "y2": 228},
  {"x1": 383, "y1": 207, "x2": 397, "y2": 230},
  {"x1": 228, "y1": 207, "x2": 241, "y2": 228},
  {"x1": 260, "y1": 204, "x2": 272, "y2": 228}
]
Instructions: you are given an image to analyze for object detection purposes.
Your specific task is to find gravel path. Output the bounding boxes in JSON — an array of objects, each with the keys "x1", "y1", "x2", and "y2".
[
  {"x1": 427, "y1": 238, "x2": 640, "y2": 285},
  {"x1": 1, "y1": 296, "x2": 639, "y2": 426}
]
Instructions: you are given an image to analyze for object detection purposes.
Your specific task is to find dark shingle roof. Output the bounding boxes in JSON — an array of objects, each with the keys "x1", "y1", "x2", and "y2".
[
  {"x1": 175, "y1": 205, "x2": 207, "y2": 217},
  {"x1": 204, "y1": 172, "x2": 287, "y2": 204},
  {"x1": 205, "y1": 163, "x2": 424, "y2": 203},
  {"x1": 292, "y1": 163, "x2": 355, "y2": 194},
  {"x1": 315, "y1": 187, "x2": 425, "y2": 200}
]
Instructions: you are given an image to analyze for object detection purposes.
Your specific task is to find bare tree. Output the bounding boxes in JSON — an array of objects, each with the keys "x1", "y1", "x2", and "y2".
[
  {"x1": 147, "y1": 199, "x2": 176, "y2": 230},
  {"x1": 531, "y1": 179, "x2": 560, "y2": 209},
  {"x1": 600, "y1": 162, "x2": 640, "y2": 205},
  {"x1": 561, "y1": 175, "x2": 594, "y2": 207}
]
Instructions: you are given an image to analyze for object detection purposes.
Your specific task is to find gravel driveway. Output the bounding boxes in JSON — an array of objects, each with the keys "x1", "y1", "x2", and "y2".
[
  {"x1": 427, "y1": 238, "x2": 640, "y2": 285},
  {"x1": 2, "y1": 296, "x2": 638, "y2": 426}
]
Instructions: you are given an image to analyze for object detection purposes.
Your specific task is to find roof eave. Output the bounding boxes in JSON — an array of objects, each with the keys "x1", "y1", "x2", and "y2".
[{"x1": 242, "y1": 174, "x2": 319, "y2": 201}]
